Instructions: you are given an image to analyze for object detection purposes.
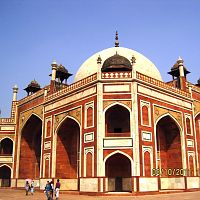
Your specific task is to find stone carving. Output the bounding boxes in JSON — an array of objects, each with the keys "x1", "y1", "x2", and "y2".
[
  {"x1": 19, "y1": 105, "x2": 43, "y2": 132},
  {"x1": 194, "y1": 101, "x2": 200, "y2": 117},
  {"x1": 154, "y1": 105, "x2": 182, "y2": 126},
  {"x1": 54, "y1": 107, "x2": 81, "y2": 131},
  {"x1": 103, "y1": 100, "x2": 132, "y2": 110}
]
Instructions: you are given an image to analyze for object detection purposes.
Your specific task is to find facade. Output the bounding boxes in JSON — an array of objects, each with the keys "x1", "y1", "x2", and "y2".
[{"x1": 0, "y1": 35, "x2": 200, "y2": 194}]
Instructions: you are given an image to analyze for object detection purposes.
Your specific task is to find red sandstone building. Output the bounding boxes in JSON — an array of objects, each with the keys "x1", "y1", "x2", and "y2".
[{"x1": 0, "y1": 34, "x2": 200, "y2": 194}]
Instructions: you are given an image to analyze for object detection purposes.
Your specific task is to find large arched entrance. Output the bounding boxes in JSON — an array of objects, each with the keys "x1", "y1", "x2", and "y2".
[
  {"x1": 0, "y1": 165, "x2": 11, "y2": 187},
  {"x1": 19, "y1": 115, "x2": 42, "y2": 179},
  {"x1": 195, "y1": 113, "x2": 200, "y2": 169},
  {"x1": 56, "y1": 117, "x2": 80, "y2": 182},
  {"x1": 105, "y1": 104, "x2": 130, "y2": 137},
  {"x1": 105, "y1": 153, "x2": 131, "y2": 192},
  {"x1": 156, "y1": 115, "x2": 182, "y2": 176},
  {"x1": 0, "y1": 138, "x2": 13, "y2": 155}
]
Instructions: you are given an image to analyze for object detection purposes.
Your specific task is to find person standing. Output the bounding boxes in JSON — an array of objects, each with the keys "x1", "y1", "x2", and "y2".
[
  {"x1": 25, "y1": 181, "x2": 30, "y2": 196},
  {"x1": 50, "y1": 181, "x2": 54, "y2": 199},
  {"x1": 45, "y1": 181, "x2": 52, "y2": 200},
  {"x1": 30, "y1": 181, "x2": 34, "y2": 195},
  {"x1": 55, "y1": 179, "x2": 61, "y2": 200}
]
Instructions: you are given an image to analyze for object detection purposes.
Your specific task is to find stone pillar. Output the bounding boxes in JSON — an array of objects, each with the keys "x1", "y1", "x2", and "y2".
[
  {"x1": 50, "y1": 60, "x2": 57, "y2": 93},
  {"x1": 12, "y1": 85, "x2": 18, "y2": 101},
  {"x1": 51, "y1": 60, "x2": 57, "y2": 81},
  {"x1": 178, "y1": 57, "x2": 186, "y2": 91}
]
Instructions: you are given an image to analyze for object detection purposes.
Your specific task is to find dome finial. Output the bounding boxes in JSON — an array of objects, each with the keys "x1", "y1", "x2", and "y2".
[
  {"x1": 97, "y1": 55, "x2": 102, "y2": 64},
  {"x1": 115, "y1": 31, "x2": 119, "y2": 47}
]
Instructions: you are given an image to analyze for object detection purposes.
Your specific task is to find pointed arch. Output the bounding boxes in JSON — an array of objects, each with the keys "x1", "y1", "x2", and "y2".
[
  {"x1": 0, "y1": 137, "x2": 13, "y2": 155},
  {"x1": 0, "y1": 164, "x2": 11, "y2": 187},
  {"x1": 55, "y1": 115, "x2": 81, "y2": 134},
  {"x1": 55, "y1": 116, "x2": 80, "y2": 181},
  {"x1": 104, "y1": 103, "x2": 131, "y2": 137},
  {"x1": 155, "y1": 113, "x2": 182, "y2": 132},
  {"x1": 19, "y1": 114, "x2": 42, "y2": 179},
  {"x1": 20, "y1": 113, "x2": 43, "y2": 133},
  {"x1": 104, "y1": 151, "x2": 132, "y2": 192},
  {"x1": 104, "y1": 150, "x2": 134, "y2": 176},
  {"x1": 103, "y1": 102, "x2": 131, "y2": 114},
  {"x1": 155, "y1": 113, "x2": 183, "y2": 175}
]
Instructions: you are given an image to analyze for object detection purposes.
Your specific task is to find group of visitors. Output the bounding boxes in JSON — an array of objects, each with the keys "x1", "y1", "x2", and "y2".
[
  {"x1": 44, "y1": 179, "x2": 61, "y2": 200},
  {"x1": 25, "y1": 179, "x2": 60, "y2": 199},
  {"x1": 25, "y1": 180, "x2": 34, "y2": 195}
]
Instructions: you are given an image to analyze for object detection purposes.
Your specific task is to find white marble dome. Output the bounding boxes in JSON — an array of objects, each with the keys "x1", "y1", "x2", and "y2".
[{"x1": 74, "y1": 47, "x2": 162, "y2": 82}]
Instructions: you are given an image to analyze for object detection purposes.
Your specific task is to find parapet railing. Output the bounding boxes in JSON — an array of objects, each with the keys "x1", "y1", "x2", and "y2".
[
  {"x1": 102, "y1": 71, "x2": 132, "y2": 79},
  {"x1": 45, "y1": 73, "x2": 98, "y2": 102},
  {"x1": 0, "y1": 118, "x2": 15, "y2": 124},
  {"x1": 136, "y1": 72, "x2": 191, "y2": 98},
  {"x1": 18, "y1": 89, "x2": 44, "y2": 106}
]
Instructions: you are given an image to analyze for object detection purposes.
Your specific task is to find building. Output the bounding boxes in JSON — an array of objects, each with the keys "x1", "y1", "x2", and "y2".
[{"x1": 0, "y1": 33, "x2": 200, "y2": 194}]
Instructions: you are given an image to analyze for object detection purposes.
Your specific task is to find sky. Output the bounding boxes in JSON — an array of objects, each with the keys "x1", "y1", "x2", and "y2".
[{"x1": 0, "y1": 0, "x2": 200, "y2": 117}]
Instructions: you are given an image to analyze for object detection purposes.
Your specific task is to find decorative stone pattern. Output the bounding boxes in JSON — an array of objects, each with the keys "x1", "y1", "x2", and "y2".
[
  {"x1": 154, "y1": 105, "x2": 182, "y2": 126},
  {"x1": 194, "y1": 100, "x2": 200, "y2": 116},
  {"x1": 102, "y1": 72, "x2": 132, "y2": 79},
  {"x1": 19, "y1": 105, "x2": 43, "y2": 132},
  {"x1": 103, "y1": 100, "x2": 132, "y2": 110},
  {"x1": 137, "y1": 72, "x2": 191, "y2": 98},
  {"x1": 18, "y1": 89, "x2": 44, "y2": 106},
  {"x1": 45, "y1": 73, "x2": 97, "y2": 102},
  {"x1": 54, "y1": 107, "x2": 81, "y2": 131}
]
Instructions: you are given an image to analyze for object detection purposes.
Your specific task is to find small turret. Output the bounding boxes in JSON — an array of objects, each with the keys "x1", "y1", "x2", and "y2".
[
  {"x1": 12, "y1": 85, "x2": 18, "y2": 101},
  {"x1": 168, "y1": 57, "x2": 190, "y2": 90},
  {"x1": 24, "y1": 79, "x2": 41, "y2": 96}
]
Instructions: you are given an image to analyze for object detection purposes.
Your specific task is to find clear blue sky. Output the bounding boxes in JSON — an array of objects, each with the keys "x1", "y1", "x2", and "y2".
[{"x1": 0, "y1": 0, "x2": 200, "y2": 117}]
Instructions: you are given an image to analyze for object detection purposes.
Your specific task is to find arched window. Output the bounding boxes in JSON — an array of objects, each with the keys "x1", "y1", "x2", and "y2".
[
  {"x1": 46, "y1": 120, "x2": 51, "y2": 137},
  {"x1": 86, "y1": 107, "x2": 93, "y2": 127},
  {"x1": 144, "y1": 151, "x2": 151, "y2": 176},
  {"x1": 105, "y1": 105, "x2": 130, "y2": 137},
  {"x1": 186, "y1": 118, "x2": 191, "y2": 135},
  {"x1": 142, "y1": 105, "x2": 149, "y2": 126},
  {"x1": 189, "y1": 155, "x2": 194, "y2": 176},
  {"x1": 86, "y1": 152, "x2": 92, "y2": 177},
  {"x1": 0, "y1": 138, "x2": 13, "y2": 155}
]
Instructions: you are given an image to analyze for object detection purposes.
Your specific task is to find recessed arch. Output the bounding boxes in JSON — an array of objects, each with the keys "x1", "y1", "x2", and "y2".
[
  {"x1": 20, "y1": 113, "x2": 42, "y2": 132},
  {"x1": 156, "y1": 114, "x2": 183, "y2": 176},
  {"x1": 105, "y1": 151, "x2": 132, "y2": 192},
  {"x1": 195, "y1": 112, "x2": 200, "y2": 118},
  {"x1": 155, "y1": 113, "x2": 182, "y2": 132},
  {"x1": 0, "y1": 165, "x2": 11, "y2": 187},
  {"x1": 195, "y1": 113, "x2": 200, "y2": 164},
  {"x1": 104, "y1": 102, "x2": 131, "y2": 113},
  {"x1": 0, "y1": 137, "x2": 13, "y2": 155},
  {"x1": 105, "y1": 103, "x2": 131, "y2": 137},
  {"x1": 55, "y1": 116, "x2": 80, "y2": 182},
  {"x1": 55, "y1": 115, "x2": 81, "y2": 134},
  {"x1": 19, "y1": 114, "x2": 42, "y2": 179},
  {"x1": 104, "y1": 150, "x2": 133, "y2": 165}
]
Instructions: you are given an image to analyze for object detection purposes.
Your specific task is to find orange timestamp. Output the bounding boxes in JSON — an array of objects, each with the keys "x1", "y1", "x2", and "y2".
[{"x1": 152, "y1": 168, "x2": 195, "y2": 176}]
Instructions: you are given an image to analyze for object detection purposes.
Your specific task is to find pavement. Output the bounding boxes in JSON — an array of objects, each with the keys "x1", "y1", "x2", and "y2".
[{"x1": 0, "y1": 189, "x2": 200, "y2": 200}]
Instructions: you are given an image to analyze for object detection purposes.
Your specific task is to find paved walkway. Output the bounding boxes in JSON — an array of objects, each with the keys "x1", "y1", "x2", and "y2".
[{"x1": 0, "y1": 189, "x2": 200, "y2": 200}]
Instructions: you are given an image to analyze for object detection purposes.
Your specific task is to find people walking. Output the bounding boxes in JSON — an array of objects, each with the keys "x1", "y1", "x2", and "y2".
[
  {"x1": 25, "y1": 181, "x2": 30, "y2": 196},
  {"x1": 30, "y1": 181, "x2": 34, "y2": 195},
  {"x1": 55, "y1": 179, "x2": 61, "y2": 200},
  {"x1": 44, "y1": 181, "x2": 52, "y2": 200},
  {"x1": 50, "y1": 181, "x2": 54, "y2": 199}
]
